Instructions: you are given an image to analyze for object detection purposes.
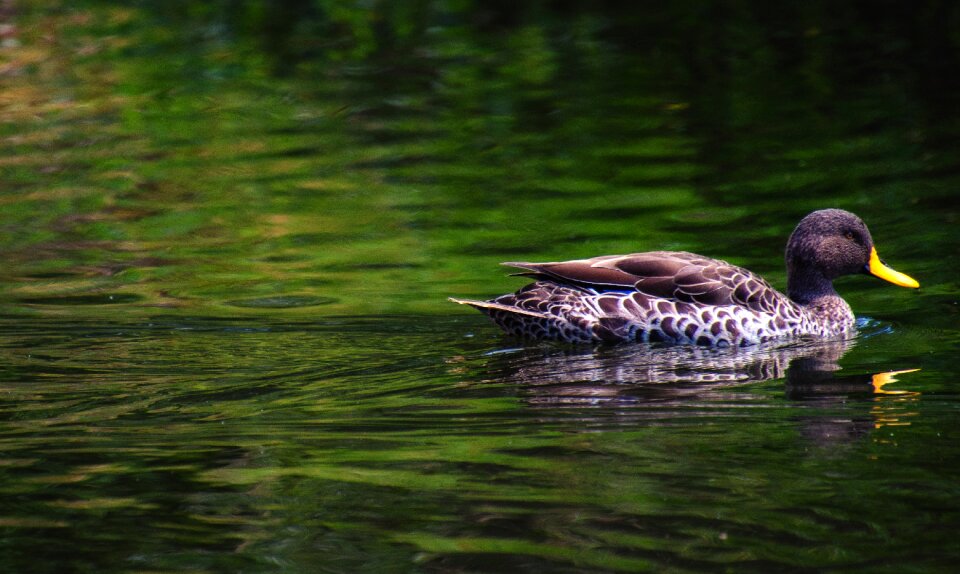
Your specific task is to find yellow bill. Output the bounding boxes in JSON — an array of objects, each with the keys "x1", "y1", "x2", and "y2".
[{"x1": 868, "y1": 247, "x2": 919, "y2": 288}]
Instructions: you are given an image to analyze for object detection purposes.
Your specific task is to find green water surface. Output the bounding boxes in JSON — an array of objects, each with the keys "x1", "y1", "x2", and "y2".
[{"x1": 1, "y1": 2, "x2": 959, "y2": 572}]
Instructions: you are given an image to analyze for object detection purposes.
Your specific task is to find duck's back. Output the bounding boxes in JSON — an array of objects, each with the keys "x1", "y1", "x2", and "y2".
[{"x1": 454, "y1": 251, "x2": 831, "y2": 346}]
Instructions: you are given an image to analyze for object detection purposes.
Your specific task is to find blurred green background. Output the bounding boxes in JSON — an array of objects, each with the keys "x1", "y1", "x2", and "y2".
[
  {"x1": 1, "y1": 2, "x2": 959, "y2": 572},
  {"x1": 2, "y1": 0, "x2": 956, "y2": 319}
]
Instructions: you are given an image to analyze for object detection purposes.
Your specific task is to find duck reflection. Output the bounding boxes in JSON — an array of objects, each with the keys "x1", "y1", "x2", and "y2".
[{"x1": 473, "y1": 337, "x2": 918, "y2": 444}]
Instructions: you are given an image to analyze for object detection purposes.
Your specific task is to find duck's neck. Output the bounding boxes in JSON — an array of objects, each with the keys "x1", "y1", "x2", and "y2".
[{"x1": 787, "y1": 267, "x2": 838, "y2": 305}]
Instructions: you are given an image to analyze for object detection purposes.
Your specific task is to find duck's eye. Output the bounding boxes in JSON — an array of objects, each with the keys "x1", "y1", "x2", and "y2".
[{"x1": 844, "y1": 231, "x2": 855, "y2": 241}]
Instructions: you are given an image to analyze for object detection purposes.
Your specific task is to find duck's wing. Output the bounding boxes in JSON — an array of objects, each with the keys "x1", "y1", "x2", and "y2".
[{"x1": 504, "y1": 251, "x2": 787, "y2": 314}]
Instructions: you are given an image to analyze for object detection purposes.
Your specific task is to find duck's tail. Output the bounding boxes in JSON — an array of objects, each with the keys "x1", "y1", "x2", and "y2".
[
  {"x1": 447, "y1": 297, "x2": 549, "y2": 319},
  {"x1": 449, "y1": 294, "x2": 604, "y2": 343}
]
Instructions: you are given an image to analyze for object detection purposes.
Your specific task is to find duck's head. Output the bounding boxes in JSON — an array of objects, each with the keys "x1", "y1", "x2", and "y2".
[{"x1": 785, "y1": 209, "x2": 918, "y2": 301}]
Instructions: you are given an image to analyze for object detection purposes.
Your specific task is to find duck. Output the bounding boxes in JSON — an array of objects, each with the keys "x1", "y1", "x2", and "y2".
[{"x1": 450, "y1": 209, "x2": 919, "y2": 346}]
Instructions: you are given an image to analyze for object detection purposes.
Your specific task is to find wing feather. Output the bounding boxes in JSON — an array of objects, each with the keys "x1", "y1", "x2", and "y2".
[{"x1": 504, "y1": 252, "x2": 788, "y2": 313}]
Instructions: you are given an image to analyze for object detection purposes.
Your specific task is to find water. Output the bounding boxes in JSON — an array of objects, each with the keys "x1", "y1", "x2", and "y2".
[{"x1": 2, "y1": 2, "x2": 959, "y2": 572}]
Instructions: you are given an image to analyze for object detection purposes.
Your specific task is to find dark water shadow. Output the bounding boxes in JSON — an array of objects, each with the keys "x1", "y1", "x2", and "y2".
[
  {"x1": 482, "y1": 337, "x2": 889, "y2": 398},
  {"x1": 472, "y1": 334, "x2": 919, "y2": 446}
]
